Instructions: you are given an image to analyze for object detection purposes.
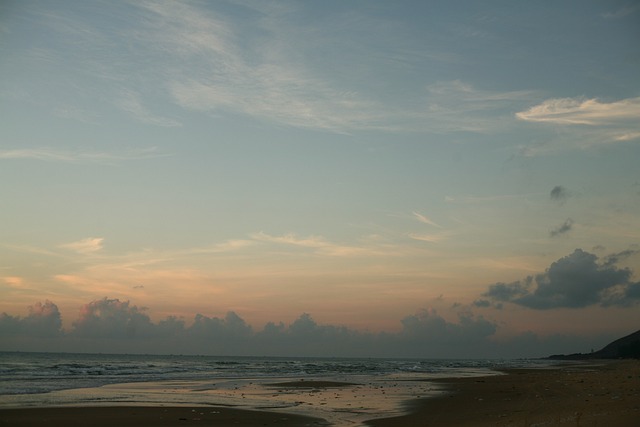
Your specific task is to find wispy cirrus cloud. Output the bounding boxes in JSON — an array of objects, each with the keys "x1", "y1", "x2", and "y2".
[
  {"x1": 408, "y1": 233, "x2": 450, "y2": 243},
  {"x1": 445, "y1": 193, "x2": 541, "y2": 204},
  {"x1": 59, "y1": 237, "x2": 104, "y2": 254},
  {"x1": 131, "y1": 2, "x2": 534, "y2": 134},
  {"x1": 516, "y1": 97, "x2": 640, "y2": 125},
  {"x1": 516, "y1": 97, "x2": 640, "y2": 147},
  {"x1": 116, "y1": 90, "x2": 181, "y2": 127},
  {"x1": 409, "y1": 211, "x2": 448, "y2": 243},
  {"x1": 0, "y1": 147, "x2": 169, "y2": 163},
  {"x1": 423, "y1": 80, "x2": 535, "y2": 133},
  {"x1": 250, "y1": 231, "x2": 393, "y2": 257},
  {"x1": 15, "y1": 2, "x2": 539, "y2": 135},
  {"x1": 2, "y1": 276, "x2": 26, "y2": 289},
  {"x1": 132, "y1": 1, "x2": 387, "y2": 133},
  {"x1": 412, "y1": 211, "x2": 442, "y2": 228},
  {"x1": 249, "y1": 232, "x2": 375, "y2": 257}
]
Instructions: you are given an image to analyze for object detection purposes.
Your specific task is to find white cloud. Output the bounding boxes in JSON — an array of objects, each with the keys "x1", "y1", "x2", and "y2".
[
  {"x1": 250, "y1": 231, "x2": 383, "y2": 257},
  {"x1": 515, "y1": 97, "x2": 640, "y2": 149},
  {"x1": 408, "y1": 233, "x2": 448, "y2": 243},
  {"x1": 211, "y1": 239, "x2": 256, "y2": 253},
  {"x1": 614, "y1": 132, "x2": 640, "y2": 142},
  {"x1": 412, "y1": 211, "x2": 442, "y2": 228},
  {"x1": 133, "y1": 0, "x2": 233, "y2": 57},
  {"x1": 421, "y1": 80, "x2": 535, "y2": 133},
  {"x1": 15, "y1": 2, "x2": 539, "y2": 135},
  {"x1": 131, "y1": 3, "x2": 532, "y2": 134},
  {"x1": 0, "y1": 147, "x2": 169, "y2": 163},
  {"x1": 60, "y1": 237, "x2": 104, "y2": 254},
  {"x1": 169, "y1": 78, "x2": 377, "y2": 133},
  {"x1": 516, "y1": 97, "x2": 640, "y2": 125},
  {"x1": 136, "y1": 1, "x2": 381, "y2": 133},
  {"x1": 251, "y1": 232, "x2": 327, "y2": 248},
  {"x1": 0, "y1": 148, "x2": 74, "y2": 162}
]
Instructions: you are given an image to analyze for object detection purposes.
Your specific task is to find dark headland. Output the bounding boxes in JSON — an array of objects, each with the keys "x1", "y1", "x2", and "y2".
[{"x1": 548, "y1": 328, "x2": 640, "y2": 360}]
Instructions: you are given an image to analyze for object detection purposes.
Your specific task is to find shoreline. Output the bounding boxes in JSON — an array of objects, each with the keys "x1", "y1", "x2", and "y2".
[
  {"x1": 2, "y1": 360, "x2": 638, "y2": 426},
  {"x1": 365, "y1": 359, "x2": 640, "y2": 426}
]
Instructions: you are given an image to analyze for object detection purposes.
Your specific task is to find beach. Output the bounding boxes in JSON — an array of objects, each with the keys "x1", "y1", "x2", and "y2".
[
  {"x1": 0, "y1": 406, "x2": 328, "y2": 426},
  {"x1": 367, "y1": 359, "x2": 640, "y2": 426},
  {"x1": 1, "y1": 359, "x2": 638, "y2": 426}
]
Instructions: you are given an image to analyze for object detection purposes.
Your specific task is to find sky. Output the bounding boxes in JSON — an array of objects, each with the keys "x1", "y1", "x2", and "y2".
[{"x1": 1, "y1": 0, "x2": 639, "y2": 358}]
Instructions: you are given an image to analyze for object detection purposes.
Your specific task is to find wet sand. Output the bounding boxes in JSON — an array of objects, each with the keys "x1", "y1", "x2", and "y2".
[
  {"x1": 367, "y1": 359, "x2": 640, "y2": 426},
  {"x1": 0, "y1": 406, "x2": 329, "y2": 426},
  {"x1": 265, "y1": 380, "x2": 360, "y2": 389}
]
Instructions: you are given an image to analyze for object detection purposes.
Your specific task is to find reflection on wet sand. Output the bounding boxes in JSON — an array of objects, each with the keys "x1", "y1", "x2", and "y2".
[{"x1": 3, "y1": 374, "x2": 445, "y2": 426}]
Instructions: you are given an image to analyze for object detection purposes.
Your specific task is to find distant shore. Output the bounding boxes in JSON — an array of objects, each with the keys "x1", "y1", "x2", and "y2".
[{"x1": 366, "y1": 359, "x2": 640, "y2": 426}]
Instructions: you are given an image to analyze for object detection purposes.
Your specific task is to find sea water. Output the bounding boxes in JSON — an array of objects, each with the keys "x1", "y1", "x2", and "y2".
[{"x1": 0, "y1": 352, "x2": 555, "y2": 425}]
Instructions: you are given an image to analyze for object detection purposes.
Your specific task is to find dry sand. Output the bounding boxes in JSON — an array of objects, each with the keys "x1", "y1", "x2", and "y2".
[{"x1": 367, "y1": 359, "x2": 640, "y2": 426}]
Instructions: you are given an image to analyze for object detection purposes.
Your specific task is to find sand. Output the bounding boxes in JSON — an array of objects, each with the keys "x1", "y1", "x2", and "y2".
[
  {"x1": 264, "y1": 380, "x2": 360, "y2": 389},
  {"x1": 0, "y1": 406, "x2": 329, "y2": 427},
  {"x1": 367, "y1": 359, "x2": 640, "y2": 426},
  {"x1": 2, "y1": 360, "x2": 638, "y2": 426}
]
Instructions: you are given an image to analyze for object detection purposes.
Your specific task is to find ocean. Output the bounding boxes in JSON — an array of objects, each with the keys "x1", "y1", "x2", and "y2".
[{"x1": 0, "y1": 352, "x2": 555, "y2": 425}]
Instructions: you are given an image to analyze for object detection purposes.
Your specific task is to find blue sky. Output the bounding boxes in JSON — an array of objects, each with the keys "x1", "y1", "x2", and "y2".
[{"x1": 1, "y1": 0, "x2": 639, "y2": 357}]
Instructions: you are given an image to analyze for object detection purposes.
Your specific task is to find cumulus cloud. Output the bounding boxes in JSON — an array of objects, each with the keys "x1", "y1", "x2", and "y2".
[
  {"x1": 189, "y1": 312, "x2": 253, "y2": 340},
  {"x1": 254, "y1": 313, "x2": 369, "y2": 357},
  {"x1": 400, "y1": 308, "x2": 497, "y2": 343},
  {"x1": 0, "y1": 298, "x2": 504, "y2": 358},
  {"x1": 72, "y1": 298, "x2": 154, "y2": 338},
  {"x1": 550, "y1": 218, "x2": 574, "y2": 237},
  {"x1": 473, "y1": 299, "x2": 492, "y2": 308},
  {"x1": 2, "y1": 296, "x2": 633, "y2": 358},
  {"x1": 603, "y1": 249, "x2": 640, "y2": 266},
  {"x1": 0, "y1": 301, "x2": 62, "y2": 337},
  {"x1": 483, "y1": 249, "x2": 640, "y2": 309},
  {"x1": 483, "y1": 280, "x2": 531, "y2": 301}
]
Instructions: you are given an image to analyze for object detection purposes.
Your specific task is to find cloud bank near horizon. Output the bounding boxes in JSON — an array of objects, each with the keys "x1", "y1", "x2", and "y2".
[
  {"x1": 0, "y1": 307, "x2": 627, "y2": 361},
  {"x1": 2, "y1": 248, "x2": 638, "y2": 358},
  {"x1": 0, "y1": 297, "x2": 499, "y2": 357}
]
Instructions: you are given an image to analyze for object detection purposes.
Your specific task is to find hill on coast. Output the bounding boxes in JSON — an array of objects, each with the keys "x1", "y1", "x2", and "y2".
[{"x1": 549, "y1": 329, "x2": 640, "y2": 360}]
